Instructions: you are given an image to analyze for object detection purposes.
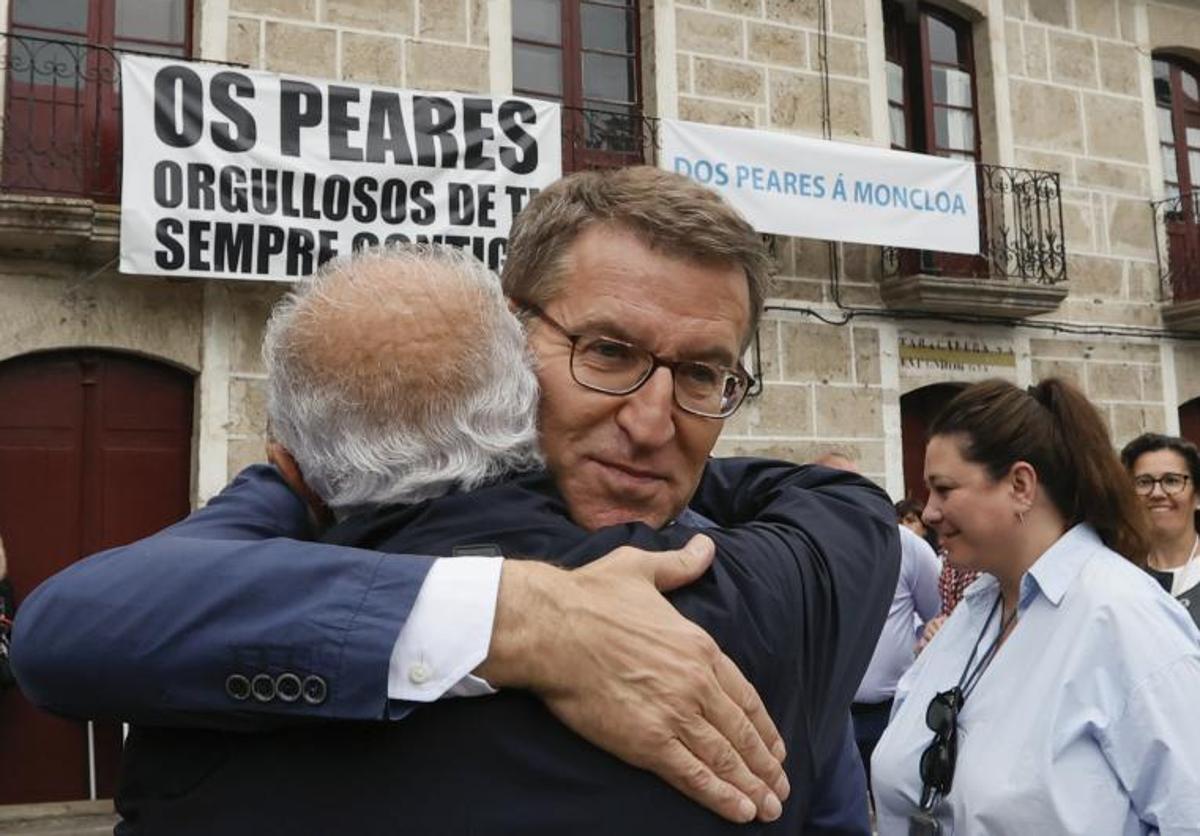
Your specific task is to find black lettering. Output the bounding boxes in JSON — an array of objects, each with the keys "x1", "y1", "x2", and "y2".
[
  {"x1": 498, "y1": 100, "x2": 537, "y2": 174},
  {"x1": 154, "y1": 160, "x2": 182, "y2": 208},
  {"x1": 352, "y1": 231, "x2": 379, "y2": 251},
  {"x1": 256, "y1": 225, "x2": 286, "y2": 273},
  {"x1": 300, "y1": 173, "x2": 321, "y2": 219},
  {"x1": 504, "y1": 185, "x2": 527, "y2": 216},
  {"x1": 487, "y1": 237, "x2": 506, "y2": 272},
  {"x1": 384, "y1": 233, "x2": 410, "y2": 247},
  {"x1": 154, "y1": 218, "x2": 185, "y2": 269},
  {"x1": 411, "y1": 96, "x2": 459, "y2": 167},
  {"x1": 154, "y1": 65, "x2": 203, "y2": 148},
  {"x1": 317, "y1": 230, "x2": 338, "y2": 266},
  {"x1": 210, "y1": 71, "x2": 257, "y2": 152},
  {"x1": 286, "y1": 227, "x2": 316, "y2": 274},
  {"x1": 213, "y1": 222, "x2": 254, "y2": 272},
  {"x1": 322, "y1": 175, "x2": 351, "y2": 221},
  {"x1": 251, "y1": 169, "x2": 279, "y2": 214},
  {"x1": 448, "y1": 182, "x2": 474, "y2": 225},
  {"x1": 218, "y1": 166, "x2": 248, "y2": 212},
  {"x1": 365, "y1": 92, "x2": 413, "y2": 164},
  {"x1": 380, "y1": 180, "x2": 407, "y2": 224},
  {"x1": 410, "y1": 180, "x2": 435, "y2": 225},
  {"x1": 188, "y1": 220, "x2": 212, "y2": 271},
  {"x1": 476, "y1": 184, "x2": 496, "y2": 227},
  {"x1": 351, "y1": 177, "x2": 378, "y2": 223},
  {"x1": 187, "y1": 163, "x2": 216, "y2": 210},
  {"x1": 280, "y1": 80, "x2": 323, "y2": 157},
  {"x1": 281, "y1": 171, "x2": 299, "y2": 217},
  {"x1": 327, "y1": 85, "x2": 363, "y2": 162},
  {"x1": 462, "y1": 98, "x2": 495, "y2": 171}
]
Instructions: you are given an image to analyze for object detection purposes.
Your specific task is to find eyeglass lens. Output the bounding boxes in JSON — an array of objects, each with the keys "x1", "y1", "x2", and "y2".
[
  {"x1": 571, "y1": 335, "x2": 746, "y2": 417},
  {"x1": 1134, "y1": 473, "x2": 1190, "y2": 495}
]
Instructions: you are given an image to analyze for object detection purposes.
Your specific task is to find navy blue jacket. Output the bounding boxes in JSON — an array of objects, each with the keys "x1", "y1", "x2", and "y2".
[{"x1": 116, "y1": 459, "x2": 898, "y2": 835}]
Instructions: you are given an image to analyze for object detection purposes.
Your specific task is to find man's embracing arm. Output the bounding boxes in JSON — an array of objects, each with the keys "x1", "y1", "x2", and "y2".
[{"x1": 12, "y1": 464, "x2": 786, "y2": 824}]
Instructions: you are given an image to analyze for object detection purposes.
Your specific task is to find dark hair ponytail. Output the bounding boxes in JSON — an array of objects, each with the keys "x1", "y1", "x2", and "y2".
[{"x1": 930, "y1": 377, "x2": 1149, "y2": 564}]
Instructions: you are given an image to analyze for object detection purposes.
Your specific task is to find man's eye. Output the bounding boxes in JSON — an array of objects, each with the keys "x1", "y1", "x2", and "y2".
[
  {"x1": 680, "y1": 363, "x2": 720, "y2": 387},
  {"x1": 580, "y1": 338, "x2": 637, "y2": 363}
]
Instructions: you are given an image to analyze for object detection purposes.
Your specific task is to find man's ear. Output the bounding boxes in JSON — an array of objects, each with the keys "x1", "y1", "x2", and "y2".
[{"x1": 266, "y1": 441, "x2": 334, "y2": 529}]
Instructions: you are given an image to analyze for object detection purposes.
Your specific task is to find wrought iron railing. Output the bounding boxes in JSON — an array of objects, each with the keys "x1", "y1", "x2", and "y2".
[
  {"x1": 560, "y1": 104, "x2": 658, "y2": 172},
  {"x1": 0, "y1": 31, "x2": 124, "y2": 202},
  {"x1": 1152, "y1": 190, "x2": 1200, "y2": 303},
  {"x1": 882, "y1": 163, "x2": 1067, "y2": 285}
]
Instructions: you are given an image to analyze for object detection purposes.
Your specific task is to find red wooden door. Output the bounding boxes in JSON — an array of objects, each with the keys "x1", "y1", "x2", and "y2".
[
  {"x1": 900, "y1": 382, "x2": 965, "y2": 503},
  {"x1": 1179, "y1": 397, "x2": 1200, "y2": 448},
  {"x1": 0, "y1": 350, "x2": 193, "y2": 804}
]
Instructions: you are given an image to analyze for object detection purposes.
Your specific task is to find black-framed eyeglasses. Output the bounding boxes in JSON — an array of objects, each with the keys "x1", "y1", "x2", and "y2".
[
  {"x1": 518, "y1": 303, "x2": 754, "y2": 419},
  {"x1": 1133, "y1": 473, "x2": 1191, "y2": 496},
  {"x1": 918, "y1": 687, "x2": 963, "y2": 809}
]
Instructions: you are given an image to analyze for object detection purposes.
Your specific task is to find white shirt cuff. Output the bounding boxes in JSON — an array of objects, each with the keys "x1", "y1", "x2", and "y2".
[{"x1": 387, "y1": 557, "x2": 502, "y2": 701}]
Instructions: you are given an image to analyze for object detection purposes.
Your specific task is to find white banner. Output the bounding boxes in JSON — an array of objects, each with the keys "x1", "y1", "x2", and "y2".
[
  {"x1": 660, "y1": 119, "x2": 979, "y2": 254},
  {"x1": 119, "y1": 55, "x2": 562, "y2": 279}
]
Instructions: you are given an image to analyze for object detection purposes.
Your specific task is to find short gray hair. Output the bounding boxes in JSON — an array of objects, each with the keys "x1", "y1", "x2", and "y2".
[{"x1": 263, "y1": 244, "x2": 542, "y2": 513}]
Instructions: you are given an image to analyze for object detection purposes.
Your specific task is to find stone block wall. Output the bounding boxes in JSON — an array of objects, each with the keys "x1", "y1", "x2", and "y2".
[
  {"x1": 226, "y1": 0, "x2": 489, "y2": 91},
  {"x1": 1006, "y1": 0, "x2": 1162, "y2": 328}
]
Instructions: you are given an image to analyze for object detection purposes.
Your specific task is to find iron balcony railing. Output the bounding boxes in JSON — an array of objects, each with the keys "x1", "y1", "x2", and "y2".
[
  {"x1": 882, "y1": 163, "x2": 1068, "y2": 285},
  {"x1": 1152, "y1": 190, "x2": 1200, "y2": 304},
  {"x1": 559, "y1": 104, "x2": 657, "y2": 172},
  {"x1": 0, "y1": 31, "x2": 125, "y2": 202}
]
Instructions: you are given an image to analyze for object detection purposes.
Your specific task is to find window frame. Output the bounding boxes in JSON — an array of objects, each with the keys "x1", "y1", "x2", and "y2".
[
  {"x1": 1154, "y1": 53, "x2": 1200, "y2": 200},
  {"x1": 512, "y1": 0, "x2": 644, "y2": 172}
]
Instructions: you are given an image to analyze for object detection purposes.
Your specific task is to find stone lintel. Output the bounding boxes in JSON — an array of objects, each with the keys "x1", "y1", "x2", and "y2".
[
  {"x1": 880, "y1": 273, "x2": 1069, "y2": 318},
  {"x1": 0, "y1": 193, "x2": 119, "y2": 263}
]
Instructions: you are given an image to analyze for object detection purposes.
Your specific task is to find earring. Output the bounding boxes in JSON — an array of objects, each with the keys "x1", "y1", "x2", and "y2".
[{"x1": 1017, "y1": 510, "x2": 1026, "y2": 526}]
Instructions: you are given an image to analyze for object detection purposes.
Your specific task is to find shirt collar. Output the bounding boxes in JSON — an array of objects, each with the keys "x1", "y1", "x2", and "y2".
[
  {"x1": 960, "y1": 523, "x2": 1101, "y2": 608},
  {"x1": 1025, "y1": 524, "x2": 1101, "y2": 606}
]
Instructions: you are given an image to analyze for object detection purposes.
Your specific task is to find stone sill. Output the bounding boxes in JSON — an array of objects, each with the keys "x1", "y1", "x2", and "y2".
[
  {"x1": 880, "y1": 273, "x2": 1069, "y2": 318},
  {"x1": 1161, "y1": 297, "x2": 1200, "y2": 332},
  {"x1": 0, "y1": 191, "x2": 118, "y2": 264}
]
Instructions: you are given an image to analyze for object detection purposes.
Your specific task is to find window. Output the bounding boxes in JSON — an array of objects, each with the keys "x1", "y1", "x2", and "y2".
[
  {"x1": 1154, "y1": 56, "x2": 1200, "y2": 200},
  {"x1": 3, "y1": 0, "x2": 191, "y2": 200},
  {"x1": 884, "y1": 3, "x2": 980, "y2": 160},
  {"x1": 512, "y1": 0, "x2": 643, "y2": 171}
]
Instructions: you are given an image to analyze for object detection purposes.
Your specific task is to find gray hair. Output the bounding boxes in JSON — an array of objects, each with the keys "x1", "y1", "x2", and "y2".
[{"x1": 263, "y1": 244, "x2": 542, "y2": 513}]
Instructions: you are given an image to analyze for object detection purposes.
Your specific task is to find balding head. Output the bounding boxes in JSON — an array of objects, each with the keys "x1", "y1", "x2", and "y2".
[{"x1": 264, "y1": 245, "x2": 541, "y2": 512}]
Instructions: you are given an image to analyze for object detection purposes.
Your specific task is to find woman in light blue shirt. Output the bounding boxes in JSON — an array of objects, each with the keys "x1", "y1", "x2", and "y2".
[{"x1": 871, "y1": 378, "x2": 1200, "y2": 835}]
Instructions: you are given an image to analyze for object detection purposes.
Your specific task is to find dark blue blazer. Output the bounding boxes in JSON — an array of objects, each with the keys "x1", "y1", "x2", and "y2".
[{"x1": 115, "y1": 459, "x2": 898, "y2": 835}]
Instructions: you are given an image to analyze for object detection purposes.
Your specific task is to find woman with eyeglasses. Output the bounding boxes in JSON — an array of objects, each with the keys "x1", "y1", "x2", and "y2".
[
  {"x1": 1121, "y1": 432, "x2": 1200, "y2": 629},
  {"x1": 870, "y1": 378, "x2": 1200, "y2": 835}
]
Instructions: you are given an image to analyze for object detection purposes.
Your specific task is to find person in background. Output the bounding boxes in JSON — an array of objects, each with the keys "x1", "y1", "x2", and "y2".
[
  {"x1": 1121, "y1": 432, "x2": 1200, "y2": 628},
  {"x1": 872, "y1": 378, "x2": 1200, "y2": 834},
  {"x1": 895, "y1": 498, "x2": 939, "y2": 555},
  {"x1": 814, "y1": 461, "x2": 942, "y2": 796}
]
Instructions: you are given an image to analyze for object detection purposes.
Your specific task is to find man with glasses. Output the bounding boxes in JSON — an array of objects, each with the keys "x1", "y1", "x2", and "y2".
[{"x1": 14, "y1": 167, "x2": 898, "y2": 829}]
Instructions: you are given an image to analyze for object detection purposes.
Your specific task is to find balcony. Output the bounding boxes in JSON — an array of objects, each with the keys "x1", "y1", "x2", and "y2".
[
  {"x1": 560, "y1": 104, "x2": 656, "y2": 173},
  {"x1": 879, "y1": 164, "x2": 1069, "y2": 318},
  {"x1": 1153, "y1": 191, "x2": 1200, "y2": 330},
  {"x1": 0, "y1": 32, "x2": 123, "y2": 263}
]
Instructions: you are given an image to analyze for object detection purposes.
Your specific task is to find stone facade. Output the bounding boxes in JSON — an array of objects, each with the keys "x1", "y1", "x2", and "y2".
[{"x1": 1, "y1": 0, "x2": 1198, "y2": 505}]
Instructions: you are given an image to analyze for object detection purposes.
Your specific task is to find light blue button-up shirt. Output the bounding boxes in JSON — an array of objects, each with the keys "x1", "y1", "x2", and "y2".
[{"x1": 871, "y1": 524, "x2": 1200, "y2": 835}]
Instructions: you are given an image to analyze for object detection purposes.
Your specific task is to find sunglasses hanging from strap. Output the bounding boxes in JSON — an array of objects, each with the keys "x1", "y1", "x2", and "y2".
[{"x1": 912, "y1": 591, "x2": 1019, "y2": 831}]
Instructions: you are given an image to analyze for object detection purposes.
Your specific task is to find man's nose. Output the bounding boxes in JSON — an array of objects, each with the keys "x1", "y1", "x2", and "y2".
[{"x1": 615, "y1": 366, "x2": 676, "y2": 449}]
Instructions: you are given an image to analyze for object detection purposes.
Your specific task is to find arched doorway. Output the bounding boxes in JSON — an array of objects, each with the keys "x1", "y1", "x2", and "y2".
[
  {"x1": 0, "y1": 350, "x2": 194, "y2": 804},
  {"x1": 900, "y1": 382, "x2": 966, "y2": 503},
  {"x1": 1180, "y1": 396, "x2": 1200, "y2": 447}
]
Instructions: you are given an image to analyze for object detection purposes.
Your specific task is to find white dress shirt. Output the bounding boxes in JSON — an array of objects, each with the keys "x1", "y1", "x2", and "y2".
[
  {"x1": 871, "y1": 524, "x2": 1200, "y2": 835},
  {"x1": 854, "y1": 526, "x2": 941, "y2": 703},
  {"x1": 388, "y1": 557, "x2": 501, "y2": 701}
]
